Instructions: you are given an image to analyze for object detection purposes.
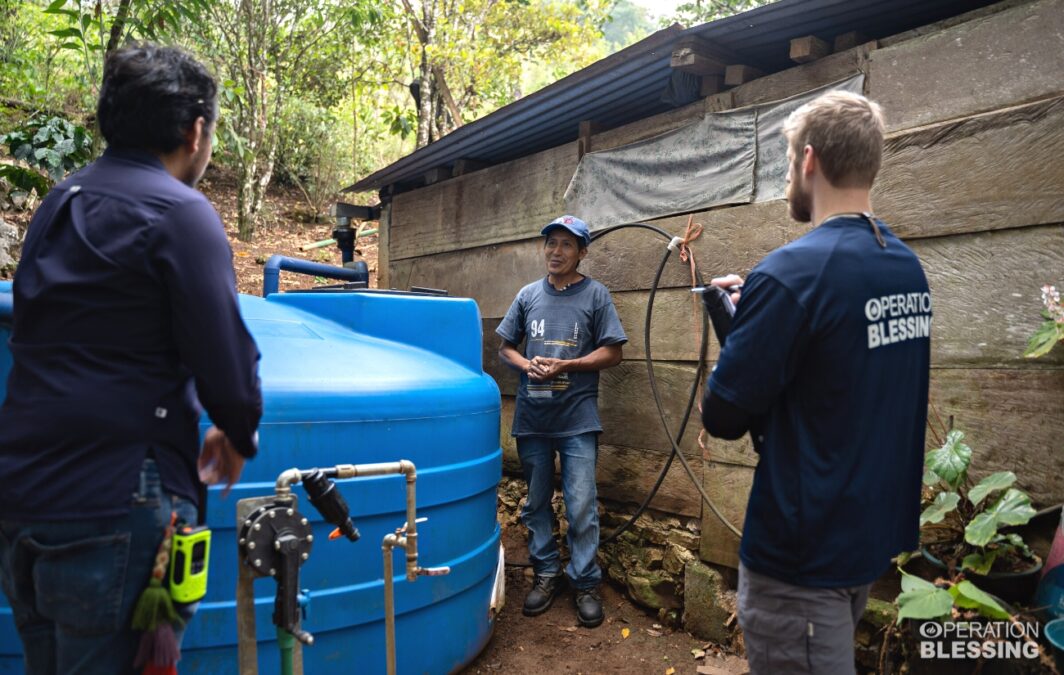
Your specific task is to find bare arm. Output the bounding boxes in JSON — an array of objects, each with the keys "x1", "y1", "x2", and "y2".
[{"x1": 498, "y1": 339, "x2": 531, "y2": 374}]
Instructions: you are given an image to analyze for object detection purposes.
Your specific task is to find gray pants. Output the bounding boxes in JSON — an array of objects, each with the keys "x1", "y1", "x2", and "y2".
[{"x1": 738, "y1": 562, "x2": 870, "y2": 675}]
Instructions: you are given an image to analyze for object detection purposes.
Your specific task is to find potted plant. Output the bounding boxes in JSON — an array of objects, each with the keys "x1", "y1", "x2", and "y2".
[{"x1": 919, "y1": 429, "x2": 1042, "y2": 603}]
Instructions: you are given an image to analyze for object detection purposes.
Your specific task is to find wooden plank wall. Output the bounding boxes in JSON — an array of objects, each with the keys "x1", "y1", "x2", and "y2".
[{"x1": 381, "y1": 0, "x2": 1064, "y2": 568}]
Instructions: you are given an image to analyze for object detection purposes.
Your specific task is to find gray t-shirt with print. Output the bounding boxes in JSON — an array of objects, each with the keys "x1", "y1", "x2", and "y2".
[{"x1": 496, "y1": 276, "x2": 627, "y2": 438}]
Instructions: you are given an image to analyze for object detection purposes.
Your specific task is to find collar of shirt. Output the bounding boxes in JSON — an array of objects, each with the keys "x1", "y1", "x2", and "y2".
[{"x1": 101, "y1": 146, "x2": 169, "y2": 173}]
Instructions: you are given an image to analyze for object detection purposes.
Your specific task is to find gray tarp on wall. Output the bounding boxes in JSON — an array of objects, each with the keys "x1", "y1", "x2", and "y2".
[{"x1": 564, "y1": 75, "x2": 864, "y2": 229}]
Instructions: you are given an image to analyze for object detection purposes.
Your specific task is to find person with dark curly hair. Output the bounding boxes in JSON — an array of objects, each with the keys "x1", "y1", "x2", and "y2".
[{"x1": 0, "y1": 44, "x2": 261, "y2": 674}]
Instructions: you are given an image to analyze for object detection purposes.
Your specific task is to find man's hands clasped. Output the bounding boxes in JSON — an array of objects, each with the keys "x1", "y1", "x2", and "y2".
[{"x1": 527, "y1": 355, "x2": 567, "y2": 382}]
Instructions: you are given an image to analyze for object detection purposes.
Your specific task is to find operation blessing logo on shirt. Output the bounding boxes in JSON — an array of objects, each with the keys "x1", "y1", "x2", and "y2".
[{"x1": 865, "y1": 292, "x2": 932, "y2": 349}]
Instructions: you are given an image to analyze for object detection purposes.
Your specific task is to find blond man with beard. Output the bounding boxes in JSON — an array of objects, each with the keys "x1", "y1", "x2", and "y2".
[{"x1": 700, "y1": 91, "x2": 931, "y2": 674}]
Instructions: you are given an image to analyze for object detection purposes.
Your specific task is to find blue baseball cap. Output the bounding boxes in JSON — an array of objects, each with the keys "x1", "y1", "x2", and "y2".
[{"x1": 541, "y1": 215, "x2": 591, "y2": 247}]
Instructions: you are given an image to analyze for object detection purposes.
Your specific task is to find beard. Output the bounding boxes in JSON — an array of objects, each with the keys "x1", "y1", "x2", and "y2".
[{"x1": 787, "y1": 174, "x2": 812, "y2": 223}]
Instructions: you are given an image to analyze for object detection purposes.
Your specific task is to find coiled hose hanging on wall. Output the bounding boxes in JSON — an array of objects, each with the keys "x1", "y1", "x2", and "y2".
[{"x1": 588, "y1": 223, "x2": 742, "y2": 544}]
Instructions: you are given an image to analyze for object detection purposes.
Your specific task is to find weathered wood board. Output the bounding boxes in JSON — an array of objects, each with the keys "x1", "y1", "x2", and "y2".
[
  {"x1": 698, "y1": 461, "x2": 752, "y2": 568},
  {"x1": 729, "y1": 42, "x2": 875, "y2": 109},
  {"x1": 598, "y1": 361, "x2": 706, "y2": 459},
  {"x1": 598, "y1": 443, "x2": 704, "y2": 518},
  {"x1": 875, "y1": 96, "x2": 1064, "y2": 241},
  {"x1": 593, "y1": 99, "x2": 706, "y2": 153},
  {"x1": 390, "y1": 237, "x2": 542, "y2": 318},
  {"x1": 877, "y1": 0, "x2": 1028, "y2": 48},
  {"x1": 868, "y1": 0, "x2": 1064, "y2": 131},
  {"x1": 388, "y1": 141, "x2": 576, "y2": 261},
  {"x1": 611, "y1": 289, "x2": 714, "y2": 363},
  {"x1": 377, "y1": 203, "x2": 392, "y2": 289},
  {"x1": 929, "y1": 367, "x2": 1064, "y2": 508},
  {"x1": 914, "y1": 224, "x2": 1064, "y2": 368}
]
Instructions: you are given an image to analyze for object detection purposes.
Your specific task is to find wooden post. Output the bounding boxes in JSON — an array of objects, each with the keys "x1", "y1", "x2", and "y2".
[
  {"x1": 723, "y1": 64, "x2": 764, "y2": 87},
  {"x1": 578, "y1": 120, "x2": 601, "y2": 160},
  {"x1": 378, "y1": 201, "x2": 391, "y2": 289},
  {"x1": 670, "y1": 36, "x2": 735, "y2": 76},
  {"x1": 789, "y1": 35, "x2": 830, "y2": 63},
  {"x1": 700, "y1": 74, "x2": 724, "y2": 96}
]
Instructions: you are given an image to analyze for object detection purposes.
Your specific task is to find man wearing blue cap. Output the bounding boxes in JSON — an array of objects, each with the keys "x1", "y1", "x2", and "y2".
[{"x1": 497, "y1": 215, "x2": 627, "y2": 628}]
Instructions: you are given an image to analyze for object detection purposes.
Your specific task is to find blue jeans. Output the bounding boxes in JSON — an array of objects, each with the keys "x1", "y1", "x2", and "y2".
[
  {"x1": 517, "y1": 432, "x2": 601, "y2": 589},
  {"x1": 0, "y1": 458, "x2": 198, "y2": 675}
]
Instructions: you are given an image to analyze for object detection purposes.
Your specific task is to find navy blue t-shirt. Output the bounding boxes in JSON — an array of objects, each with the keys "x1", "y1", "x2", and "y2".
[
  {"x1": 496, "y1": 276, "x2": 627, "y2": 437},
  {"x1": 709, "y1": 215, "x2": 930, "y2": 587}
]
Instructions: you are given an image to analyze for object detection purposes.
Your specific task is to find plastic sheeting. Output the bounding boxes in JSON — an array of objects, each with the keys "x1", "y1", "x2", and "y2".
[{"x1": 564, "y1": 75, "x2": 864, "y2": 230}]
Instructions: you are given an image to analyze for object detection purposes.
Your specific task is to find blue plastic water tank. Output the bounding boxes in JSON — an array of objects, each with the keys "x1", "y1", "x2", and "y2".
[{"x1": 0, "y1": 281, "x2": 504, "y2": 674}]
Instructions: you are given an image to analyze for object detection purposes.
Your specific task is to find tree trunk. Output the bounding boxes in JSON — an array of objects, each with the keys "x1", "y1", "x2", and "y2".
[
  {"x1": 237, "y1": 160, "x2": 256, "y2": 241},
  {"x1": 106, "y1": 0, "x2": 133, "y2": 54},
  {"x1": 416, "y1": 52, "x2": 434, "y2": 148},
  {"x1": 410, "y1": 0, "x2": 437, "y2": 148}
]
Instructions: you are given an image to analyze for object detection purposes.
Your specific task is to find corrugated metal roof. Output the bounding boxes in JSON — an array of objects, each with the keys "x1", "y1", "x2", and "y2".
[{"x1": 346, "y1": 0, "x2": 996, "y2": 194}]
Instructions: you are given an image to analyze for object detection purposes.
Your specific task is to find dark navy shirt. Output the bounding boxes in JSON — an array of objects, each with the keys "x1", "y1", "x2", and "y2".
[
  {"x1": 496, "y1": 276, "x2": 626, "y2": 437},
  {"x1": 709, "y1": 215, "x2": 930, "y2": 587},
  {"x1": 0, "y1": 148, "x2": 262, "y2": 520}
]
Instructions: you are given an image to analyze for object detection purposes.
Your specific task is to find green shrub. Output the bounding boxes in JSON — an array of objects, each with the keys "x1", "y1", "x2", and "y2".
[{"x1": 0, "y1": 113, "x2": 93, "y2": 198}]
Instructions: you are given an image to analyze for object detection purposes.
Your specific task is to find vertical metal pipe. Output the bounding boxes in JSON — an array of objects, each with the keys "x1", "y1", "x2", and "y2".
[
  {"x1": 402, "y1": 462, "x2": 418, "y2": 581},
  {"x1": 382, "y1": 534, "x2": 400, "y2": 675}
]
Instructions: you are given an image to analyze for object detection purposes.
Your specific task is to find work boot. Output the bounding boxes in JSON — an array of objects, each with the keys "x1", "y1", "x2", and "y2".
[
  {"x1": 523, "y1": 573, "x2": 564, "y2": 616},
  {"x1": 575, "y1": 587, "x2": 604, "y2": 628}
]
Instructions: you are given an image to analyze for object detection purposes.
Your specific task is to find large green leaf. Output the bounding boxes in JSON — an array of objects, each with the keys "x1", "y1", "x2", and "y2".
[
  {"x1": 925, "y1": 430, "x2": 971, "y2": 490},
  {"x1": 969, "y1": 471, "x2": 1016, "y2": 508},
  {"x1": 961, "y1": 550, "x2": 999, "y2": 575},
  {"x1": 920, "y1": 491, "x2": 960, "y2": 526},
  {"x1": 949, "y1": 581, "x2": 1009, "y2": 620},
  {"x1": 897, "y1": 588, "x2": 954, "y2": 622},
  {"x1": 900, "y1": 569, "x2": 937, "y2": 592},
  {"x1": 965, "y1": 513, "x2": 998, "y2": 548},
  {"x1": 986, "y1": 488, "x2": 1037, "y2": 527},
  {"x1": 965, "y1": 488, "x2": 1037, "y2": 546}
]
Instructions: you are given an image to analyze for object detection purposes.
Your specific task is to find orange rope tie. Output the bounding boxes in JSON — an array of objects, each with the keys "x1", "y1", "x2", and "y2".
[{"x1": 676, "y1": 216, "x2": 710, "y2": 455}]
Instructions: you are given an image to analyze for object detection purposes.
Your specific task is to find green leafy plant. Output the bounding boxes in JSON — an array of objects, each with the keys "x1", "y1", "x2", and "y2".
[
  {"x1": 1, "y1": 113, "x2": 93, "y2": 190},
  {"x1": 919, "y1": 430, "x2": 1038, "y2": 575},
  {"x1": 896, "y1": 568, "x2": 1009, "y2": 623},
  {"x1": 1024, "y1": 284, "x2": 1064, "y2": 358}
]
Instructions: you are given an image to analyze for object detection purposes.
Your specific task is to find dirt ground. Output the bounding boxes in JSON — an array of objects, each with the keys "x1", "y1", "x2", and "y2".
[
  {"x1": 465, "y1": 526, "x2": 749, "y2": 675},
  {"x1": 195, "y1": 168, "x2": 380, "y2": 296}
]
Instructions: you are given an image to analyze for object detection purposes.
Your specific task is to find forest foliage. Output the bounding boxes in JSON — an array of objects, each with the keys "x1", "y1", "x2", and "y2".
[{"x1": 0, "y1": 0, "x2": 767, "y2": 239}]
